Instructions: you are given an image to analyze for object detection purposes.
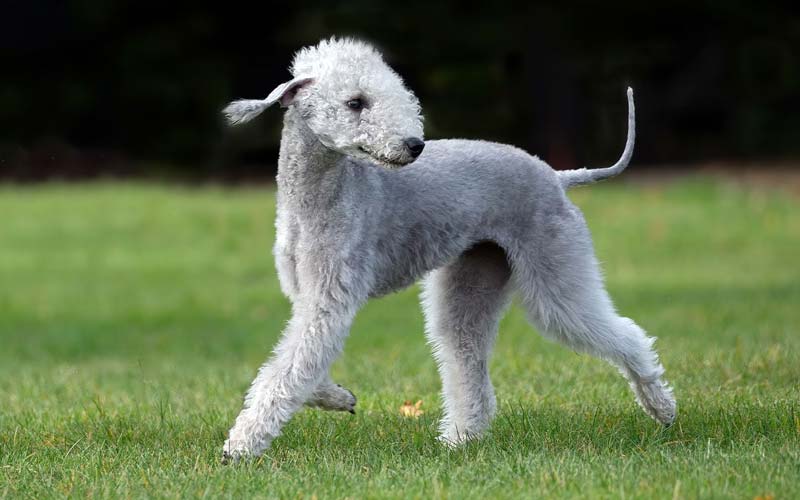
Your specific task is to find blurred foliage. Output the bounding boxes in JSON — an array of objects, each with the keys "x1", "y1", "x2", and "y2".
[{"x1": 0, "y1": 1, "x2": 798, "y2": 179}]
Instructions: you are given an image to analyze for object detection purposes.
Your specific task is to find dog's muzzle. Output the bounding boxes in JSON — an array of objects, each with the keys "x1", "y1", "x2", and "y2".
[{"x1": 404, "y1": 137, "x2": 425, "y2": 158}]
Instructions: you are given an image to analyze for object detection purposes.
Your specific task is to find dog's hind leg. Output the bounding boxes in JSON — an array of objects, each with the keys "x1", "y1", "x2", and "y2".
[
  {"x1": 511, "y1": 205, "x2": 676, "y2": 425},
  {"x1": 422, "y1": 242, "x2": 513, "y2": 445}
]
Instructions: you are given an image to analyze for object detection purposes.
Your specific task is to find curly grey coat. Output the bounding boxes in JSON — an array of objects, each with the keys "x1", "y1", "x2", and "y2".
[{"x1": 221, "y1": 37, "x2": 675, "y2": 461}]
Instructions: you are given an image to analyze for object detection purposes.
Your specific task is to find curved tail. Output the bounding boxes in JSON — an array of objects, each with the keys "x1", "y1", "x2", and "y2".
[{"x1": 557, "y1": 87, "x2": 636, "y2": 189}]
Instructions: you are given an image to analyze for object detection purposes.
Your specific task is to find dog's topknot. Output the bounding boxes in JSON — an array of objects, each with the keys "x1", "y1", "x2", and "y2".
[{"x1": 290, "y1": 37, "x2": 385, "y2": 78}]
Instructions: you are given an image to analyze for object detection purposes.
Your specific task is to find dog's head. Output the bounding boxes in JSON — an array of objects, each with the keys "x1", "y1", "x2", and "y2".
[{"x1": 223, "y1": 38, "x2": 425, "y2": 168}]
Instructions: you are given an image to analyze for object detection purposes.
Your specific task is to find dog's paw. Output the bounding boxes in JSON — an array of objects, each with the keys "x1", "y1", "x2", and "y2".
[
  {"x1": 306, "y1": 383, "x2": 357, "y2": 414},
  {"x1": 632, "y1": 378, "x2": 677, "y2": 426},
  {"x1": 221, "y1": 439, "x2": 251, "y2": 465},
  {"x1": 221, "y1": 436, "x2": 272, "y2": 464},
  {"x1": 221, "y1": 419, "x2": 274, "y2": 465},
  {"x1": 437, "y1": 426, "x2": 484, "y2": 448}
]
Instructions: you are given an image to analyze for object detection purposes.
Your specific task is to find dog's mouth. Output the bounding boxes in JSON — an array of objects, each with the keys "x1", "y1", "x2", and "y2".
[{"x1": 356, "y1": 146, "x2": 412, "y2": 169}]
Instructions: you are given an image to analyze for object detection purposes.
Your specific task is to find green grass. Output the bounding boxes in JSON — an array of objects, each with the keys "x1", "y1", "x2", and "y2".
[{"x1": 0, "y1": 178, "x2": 798, "y2": 499}]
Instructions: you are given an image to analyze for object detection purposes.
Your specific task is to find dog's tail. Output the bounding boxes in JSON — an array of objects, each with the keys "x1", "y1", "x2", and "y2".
[{"x1": 557, "y1": 87, "x2": 636, "y2": 189}]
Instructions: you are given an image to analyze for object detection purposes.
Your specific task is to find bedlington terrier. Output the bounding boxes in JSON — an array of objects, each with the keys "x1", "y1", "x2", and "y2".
[{"x1": 220, "y1": 37, "x2": 676, "y2": 462}]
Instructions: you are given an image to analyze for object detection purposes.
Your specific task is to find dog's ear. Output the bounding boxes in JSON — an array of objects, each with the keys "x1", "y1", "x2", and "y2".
[{"x1": 222, "y1": 77, "x2": 314, "y2": 126}]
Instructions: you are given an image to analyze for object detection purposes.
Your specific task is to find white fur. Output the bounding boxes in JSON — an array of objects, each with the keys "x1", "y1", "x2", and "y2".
[{"x1": 220, "y1": 37, "x2": 676, "y2": 462}]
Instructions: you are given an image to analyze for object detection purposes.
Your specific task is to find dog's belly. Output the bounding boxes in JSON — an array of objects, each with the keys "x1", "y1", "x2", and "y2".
[
  {"x1": 368, "y1": 247, "x2": 433, "y2": 297},
  {"x1": 367, "y1": 227, "x2": 482, "y2": 298},
  {"x1": 369, "y1": 273, "x2": 417, "y2": 298}
]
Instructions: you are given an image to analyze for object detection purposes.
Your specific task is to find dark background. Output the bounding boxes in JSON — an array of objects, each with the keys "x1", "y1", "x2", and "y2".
[{"x1": 2, "y1": 1, "x2": 798, "y2": 181}]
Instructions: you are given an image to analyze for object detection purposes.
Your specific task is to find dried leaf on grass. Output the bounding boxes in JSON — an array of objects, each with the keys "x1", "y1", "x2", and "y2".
[{"x1": 399, "y1": 400, "x2": 424, "y2": 418}]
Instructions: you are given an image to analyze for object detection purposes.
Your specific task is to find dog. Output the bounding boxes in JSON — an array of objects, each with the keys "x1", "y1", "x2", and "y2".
[{"x1": 220, "y1": 37, "x2": 675, "y2": 462}]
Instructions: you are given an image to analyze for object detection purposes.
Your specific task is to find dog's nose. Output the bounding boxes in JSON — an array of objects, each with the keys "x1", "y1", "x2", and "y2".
[{"x1": 404, "y1": 137, "x2": 425, "y2": 158}]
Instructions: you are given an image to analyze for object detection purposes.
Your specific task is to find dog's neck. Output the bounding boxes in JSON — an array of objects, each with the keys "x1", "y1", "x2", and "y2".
[{"x1": 276, "y1": 109, "x2": 346, "y2": 210}]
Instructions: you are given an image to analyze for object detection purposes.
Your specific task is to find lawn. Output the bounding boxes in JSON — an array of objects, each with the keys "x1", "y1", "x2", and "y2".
[{"x1": 0, "y1": 178, "x2": 798, "y2": 499}]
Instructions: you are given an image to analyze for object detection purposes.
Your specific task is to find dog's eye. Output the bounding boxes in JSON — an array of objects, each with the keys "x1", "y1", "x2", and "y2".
[{"x1": 346, "y1": 98, "x2": 364, "y2": 110}]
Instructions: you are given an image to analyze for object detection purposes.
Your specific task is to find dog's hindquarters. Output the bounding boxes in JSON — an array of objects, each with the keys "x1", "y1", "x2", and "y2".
[{"x1": 507, "y1": 200, "x2": 676, "y2": 425}]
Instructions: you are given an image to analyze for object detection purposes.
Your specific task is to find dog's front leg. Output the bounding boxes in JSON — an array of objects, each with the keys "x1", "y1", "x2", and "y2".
[
  {"x1": 222, "y1": 302, "x2": 356, "y2": 462},
  {"x1": 305, "y1": 376, "x2": 357, "y2": 413}
]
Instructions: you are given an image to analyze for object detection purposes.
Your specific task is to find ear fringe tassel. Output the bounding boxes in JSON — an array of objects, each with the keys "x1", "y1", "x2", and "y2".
[
  {"x1": 222, "y1": 77, "x2": 313, "y2": 126},
  {"x1": 222, "y1": 99, "x2": 270, "y2": 125}
]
